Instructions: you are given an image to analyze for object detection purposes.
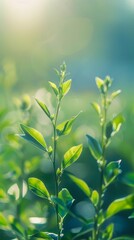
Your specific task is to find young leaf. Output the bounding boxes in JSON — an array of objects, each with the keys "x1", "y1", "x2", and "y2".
[
  {"x1": 51, "y1": 188, "x2": 74, "y2": 218},
  {"x1": 19, "y1": 124, "x2": 47, "y2": 151},
  {"x1": 90, "y1": 190, "x2": 99, "y2": 207},
  {"x1": 56, "y1": 112, "x2": 80, "y2": 136},
  {"x1": 111, "y1": 89, "x2": 121, "y2": 100},
  {"x1": 105, "y1": 194, "x2": 134, "y2": 220},
  {"x1": 62, "y1": 144, "x2": 83, "y2": 170},
  {"x1": 86, "y1": 134, "x2": 102, "y2": 161},
  {"x1": 122, "y1": 172, "x2": 134, "y2": 187},
  {"x1": 68, "y1": 173, "x2": 91, "y2": 197},
  {"x1": 28, "y1": 178, "x2": 50, "y2": 199},
  {"x1": 0, "y1": 213, "x2": 9, "y2": 229},
  {"x1": 106, "y1": 114, "x2": 124, "y2": 139},
  {"x1": 60, "y1": 79, "x2": 72, "y2": 98},
  {"x1": 102, "y1": 223, "x2": 114, "y2": 240},
  {"x1": 103, "y1": 160, "x2": 122, "y2": 187},
  {"x1": 95, "y1": 77, "x2": 104, "y2": 90},
  {"x1": 91, "y1": 102, "x2": 101, "y2": 116},
  {"x1": 49, "y1": 81, "x2": 59, "y2": 96},
  {"x1": 35, "y1": 98, "x2": 51, "y2": 119}
]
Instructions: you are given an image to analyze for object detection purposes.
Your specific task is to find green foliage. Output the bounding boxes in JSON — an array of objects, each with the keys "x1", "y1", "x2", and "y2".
[
  {"x1": 0, "y1": 64, "x2": 134, "y2": 240},
  {"x1": 28, "y1": 178, "x2": 50, "y2": 199}
]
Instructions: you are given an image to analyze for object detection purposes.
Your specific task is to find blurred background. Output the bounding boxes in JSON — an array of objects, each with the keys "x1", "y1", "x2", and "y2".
[{"x1": 0, "y1": 0, "x2": 134, "y2": 239}]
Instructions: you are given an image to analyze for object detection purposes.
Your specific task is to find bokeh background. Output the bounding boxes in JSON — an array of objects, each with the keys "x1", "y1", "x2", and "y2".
[{"x1": 0, "y1": 0, "x2": 134, "y2": 239}]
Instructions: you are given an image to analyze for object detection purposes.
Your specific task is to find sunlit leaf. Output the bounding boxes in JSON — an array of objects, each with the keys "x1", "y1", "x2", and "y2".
[
  {"x1": 35, "y1": 98, "x2": 51, "y2": 119},
  {"x1": 68, "y1": 173, "x2": 91, "y2": 197},
  {"x1": 86, "y1": 135, "x2": 102, "y2": 161},
  {"x1": 105, "y1": 194, "x2": 134, "y2": 219},
  {"x1": 111, "y1": 90, "x2": 121, "y2": 99},
  {"x1": 56, "y1": 112, "x2": 80, "y2": 136},
  {"x1": 60, "y1": 79, "x2": 72, "y2": 98},
  {"x1": 102, "y1": 223, "x2": 114, "y2": 240},
  {"x1": 28, "y1": 178, "x2": 50, "y2": 199},
  {"x1": 62, "y1": 144, "x2": 83, "y2": 170},
  {"x1": 49, "y1": 81, "x2": 59, "y2": 96},
  {"x1": 90, "y1": 190, "x2": 99, "y2": 207},
  {"x1": 95, "y1": 77, "x2": 104, "y2": 90},
  {"x1": 91, "y1": 102, "x2": 101, "y2": 116},
  {"x1": 0, "y1": 213, "x2": 9, "y2": 229},
  {"x1": 19, "y1": 124, "x2": 47, "y2": 151}
]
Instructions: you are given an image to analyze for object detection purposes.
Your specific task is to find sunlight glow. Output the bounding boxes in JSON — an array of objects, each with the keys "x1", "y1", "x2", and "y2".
[{"x1": 4, "y1": 0, "x2": 46, "y2": 28}]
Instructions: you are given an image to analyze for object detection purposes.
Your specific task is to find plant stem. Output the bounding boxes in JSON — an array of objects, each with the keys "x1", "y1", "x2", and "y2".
[
  {"x1": 53, "y1": 100, "x2": 61, "y2": 240},
  {"x1": 92, "y1": 93, "x2": 107, "y2": 240}
]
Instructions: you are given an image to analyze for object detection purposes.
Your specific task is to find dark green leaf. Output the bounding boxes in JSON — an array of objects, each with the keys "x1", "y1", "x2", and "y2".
[
  {"x1": 112, "y1": 237, "x2": 134, "y2": 240},
  {"x1": 129, "y1": 211, "x2": 134, "y2": 219},
  {"x1": 19, "y1": 124, "x2": 47, "y2": 151},
  {"x1": 51, "y1": 188, "x2": 74, "y2": 218},
  {"x1": 104, "y1": 160, "x2": 121, "y2": 187},
  {"x1": 106, "y1": 114, "x2": 124, "y2": 139},
  {"x1": 122, "y1": 172, "x2": 134, "y2": 187},
  {"x1": 86, "y1": 135, "x2": 102, "y2": 161},
  {"x1": 56, "y1": 112, "x2": 80, "y2": 136},
  {"x1": 62, "y1": 144, "x2": 83, "y2": 170},
  {"x1": 105, "y1": 194, "x2": 134, "y2": 219},
  {"x1": 28, "y1": 178, "x2": 50, "y2": 199},
  {"x1": 35, "y1": 98, "x2": 51, "y2": 119},
  {"x1": 29, "y1": 232, "x2": 53, "y2": 240},
  {"x1": 49, "y1": 81, "x2": 59, "y2": 96},
  {"x1": 68, "y1": 173, "x2": 91, "y2": 197}
]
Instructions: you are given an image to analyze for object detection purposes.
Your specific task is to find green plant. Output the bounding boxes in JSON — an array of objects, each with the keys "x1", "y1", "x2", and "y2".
[
  {"x1": 69, "y1": 76, "x2": 134, "y2": 239},
  {"x1": 18, "y1": 63, "x2": 83, "y2": 240}
]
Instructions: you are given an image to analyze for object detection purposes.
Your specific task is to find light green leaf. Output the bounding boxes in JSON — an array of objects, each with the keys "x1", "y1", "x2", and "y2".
[
  {"x1": 91, "y1": 102, "x2": 101, "y2": 116},
  {"x1": 90, "y1": 190, "x2": 99, "y2": 207},
  {"x1": 102, "y1": 223, "x2": 114, "y2": 240},
  {"x1": 51, "y1": 188, "x2": 74, "y2": 218},
  {"x1": 19, "y1": 124, "x2": 47, "y2": 151},
  {"x1": 61, "y1": 79, "x2": 72, "y2": 98},
  {"x1": 122, "y1": 172, "x2": 134, "y2": 187},
  {"x1": 56, "y1": 112, "x2": 80, "y2": 136},
  {"x1": 62, "y1": 144, "x2": 83, "y2": 170},
  {"x1": 49, "y1": 81, "x2": 59, "y2": 96},
  {"x1": 105, "y1": 194, "x2": 134, "y2": 219},
  {"x1": 103, "y1": 160, "x2": 122, "y2": 187},
  {"x1": 86, "y1": 135, "x2": 102, "y2": 161},
  {"x1": 68, "y1": 173, "x2": 91, "y2": 197},
  {"x1": 111, "y1": 90, "x2": 121, "y2": 99},
  {"x1": 28, "y1": 178, "x2": 50, "y2": 199},
  {"x1": 0, "y1": 213, "x2": 9, "y2": 229},
  {"x1": 95, "y1": 77, "x2": 104, "y2": 90},
  {"x1": 35, "y1": 98, "x2": 51, "y2": 119}
]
